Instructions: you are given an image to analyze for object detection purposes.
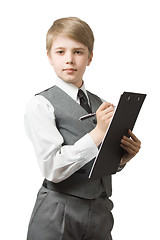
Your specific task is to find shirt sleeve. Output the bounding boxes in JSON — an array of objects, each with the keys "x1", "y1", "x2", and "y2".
[{"x1": 24, "y1": 95, "x2": 98, "y2": 183}]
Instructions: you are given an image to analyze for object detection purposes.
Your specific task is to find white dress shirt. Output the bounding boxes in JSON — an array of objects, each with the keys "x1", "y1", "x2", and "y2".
[{"x1": 24, "y1": 78, "x2": 98, "y2": 183}]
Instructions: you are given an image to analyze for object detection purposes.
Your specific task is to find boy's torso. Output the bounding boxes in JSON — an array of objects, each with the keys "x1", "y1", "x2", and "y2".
[{"x1": 37, "y1": 85, "x2": 112, "y2": 199}]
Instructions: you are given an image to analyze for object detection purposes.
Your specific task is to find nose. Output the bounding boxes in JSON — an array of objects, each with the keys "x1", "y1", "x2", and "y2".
[
  {"x1": 66, "y1": 52, "x2": 74, "y2": 64},
  {"x1": 66, "y1": 60, "x2": 73, "y2": 64}
]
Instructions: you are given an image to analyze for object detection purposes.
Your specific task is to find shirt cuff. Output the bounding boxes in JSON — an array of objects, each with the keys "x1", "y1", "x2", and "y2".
[{"x1": 117, "y1": 164, "x2": 126, "y2": 172}]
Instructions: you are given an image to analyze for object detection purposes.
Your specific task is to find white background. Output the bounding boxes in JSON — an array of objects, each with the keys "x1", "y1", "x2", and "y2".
[{"x1": 0, "y1": 0, "x2": 159, "y2": 239}]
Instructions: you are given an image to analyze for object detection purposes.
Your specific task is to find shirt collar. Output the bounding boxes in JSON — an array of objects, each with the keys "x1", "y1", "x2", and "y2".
[{"x1": 55, "y1": 77, "x2": 89, "y2": 103}]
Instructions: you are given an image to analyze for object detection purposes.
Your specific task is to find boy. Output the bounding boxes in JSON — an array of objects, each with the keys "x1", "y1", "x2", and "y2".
[{"x1": 24, "y1": 17, "x2": 141, "y2": 240}]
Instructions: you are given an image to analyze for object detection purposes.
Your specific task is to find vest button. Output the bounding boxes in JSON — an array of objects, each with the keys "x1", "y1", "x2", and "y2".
[{"x1": 93, "y1": 118, "x2": 97, "y2": 124}]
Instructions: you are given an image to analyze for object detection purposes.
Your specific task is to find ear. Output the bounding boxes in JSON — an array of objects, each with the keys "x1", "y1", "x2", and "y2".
[
  {"x1": 47, "y1": 52, "x2": 53, "y2": 66},
  {"x1": 87, "y1": 52, "x2": 93, "y2": 66}
]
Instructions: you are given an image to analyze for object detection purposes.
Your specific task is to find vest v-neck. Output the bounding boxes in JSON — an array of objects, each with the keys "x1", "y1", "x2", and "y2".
[{"x1": 55, "y1": 86, "x2": 92, "y2": 115}]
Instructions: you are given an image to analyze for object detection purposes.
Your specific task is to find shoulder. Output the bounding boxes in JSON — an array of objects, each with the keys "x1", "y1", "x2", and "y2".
[
  {"x1": 87, "y1": 90, "x2": 104, "y2": 103},
  {"x1": 25, "y1": 94, "x2": 54, "y2": 118},
  {"x1": 87, "y1": 90, "x2": 100, "y2": 98},
  {"x1": 36, "y1": 85, "x2": 55, "y2": 96},
  {"x1": 36, "y1": 85, "x2": 64, "y2": 104}
]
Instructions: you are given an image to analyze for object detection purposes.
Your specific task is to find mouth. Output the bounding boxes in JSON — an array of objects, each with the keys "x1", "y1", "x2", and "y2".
[{"x1": 63, "y1": 68, "x2": 77, "y2": 73}]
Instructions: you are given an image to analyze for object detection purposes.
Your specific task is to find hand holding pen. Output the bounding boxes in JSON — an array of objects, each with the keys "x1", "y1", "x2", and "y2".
[
  {"x1": 88, "y1": 102, "x2": 115, "y2": 146},
  {"x1": 79, "y1": 104, "x2": 115, "y2": 121}
]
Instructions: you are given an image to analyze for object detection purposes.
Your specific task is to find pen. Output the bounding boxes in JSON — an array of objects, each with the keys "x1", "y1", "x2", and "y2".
[
  {"x1": 79, "y1": 113, "x2": 96, "y2": 121},
  {"x1": 79, "y1": 106, "x2": 116, "y2": 121}
]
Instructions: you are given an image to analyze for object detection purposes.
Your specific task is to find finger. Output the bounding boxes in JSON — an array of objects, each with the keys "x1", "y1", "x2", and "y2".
[
  {"x1": 128, "y1": 129, "x2": 141, "y2": 144},
  {"x1": 121, "y1": 136, "x2": 141, "y2": 149},
  {"x1": 120, "y1": 144, "x2": 137, "y2": 156},
  {"x1": 104, "y1": 111, "x2": 114, "y2": 120},
  {"x1": 98, "y1": 102, "x2": 113, "y2": 112},
  {"x1": 98, "y1": 113, "x2": 114, "y2": 125},
  {"x1": 103, "y1": 105, "x2": 115, "y2": 114},
  {"x1": 121, "y1": 138, "x2": 140, "y2": 153}
]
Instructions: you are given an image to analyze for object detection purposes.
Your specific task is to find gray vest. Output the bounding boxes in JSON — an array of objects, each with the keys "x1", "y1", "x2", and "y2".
[{"x1": 38, "y1": 86, "x2": 112, "y2": 199}]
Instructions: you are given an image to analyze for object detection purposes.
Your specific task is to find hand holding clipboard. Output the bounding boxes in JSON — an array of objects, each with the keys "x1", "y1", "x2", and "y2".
[{"x1": 89, "y1": 92, "x2": 146, "y2": 180}]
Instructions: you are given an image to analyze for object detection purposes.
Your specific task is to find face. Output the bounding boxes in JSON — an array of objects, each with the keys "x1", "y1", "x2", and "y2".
[{"x1": 48, "y1": 36, "x2": 93, "y2": 88}]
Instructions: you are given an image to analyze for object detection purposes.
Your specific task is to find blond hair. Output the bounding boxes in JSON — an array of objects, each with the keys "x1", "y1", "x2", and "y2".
[{"x1": 46, "y1": 17, "x2": 94, "y2": 58}]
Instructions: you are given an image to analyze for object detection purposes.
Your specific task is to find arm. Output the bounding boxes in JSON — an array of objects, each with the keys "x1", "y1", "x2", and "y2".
[
  {"x1": 24, "y1": 96, "x2": 98, "y2": 183},
  {"x1": 89, "y1": 102, "x2": 115, "y2": 146}
]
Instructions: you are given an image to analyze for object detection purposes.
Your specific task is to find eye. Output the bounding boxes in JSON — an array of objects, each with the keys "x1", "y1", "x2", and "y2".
[
  {"x1": 56, "y1": 50, "x2": 64, "y2": 55},
  {"x1": 74, "y1": 51, "x2": 83, "y2": 55}
]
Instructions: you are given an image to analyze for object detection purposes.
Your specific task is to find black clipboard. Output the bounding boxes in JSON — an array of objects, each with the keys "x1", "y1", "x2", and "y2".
[{"x1": 89, "y1": 92, "x2": 146, "y2": 180}]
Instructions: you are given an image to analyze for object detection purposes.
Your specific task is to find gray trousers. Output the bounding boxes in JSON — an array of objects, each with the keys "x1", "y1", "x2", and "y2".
[{"x1": 27, "y1": 187, "x2": 114, "y2": 240}]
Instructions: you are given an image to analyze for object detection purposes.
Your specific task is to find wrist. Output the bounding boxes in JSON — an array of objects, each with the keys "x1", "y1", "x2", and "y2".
[{"x1": 89, "y1": 126, "x2": 105, "y2": 147}]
